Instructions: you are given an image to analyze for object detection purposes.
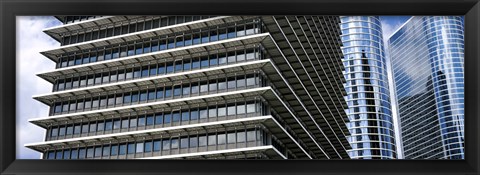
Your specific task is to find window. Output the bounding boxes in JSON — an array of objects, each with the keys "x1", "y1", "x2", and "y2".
[
  {"x1": 155, "y1": 113, "x2": 163, "y2": 124},
  {"x1": 71, "y1": 149, "x2": 79, "y2": 159},
  {"x1": 105, "y1": 120, "x2": 113, "y2": 131},
  {"x1": 136, "y1": 142, "x2": 144, "y2": 153},
  {"x1": 50, "y1": 127, "x2": 58, "y2": 137},
  {"x1": 81, "y1": 124, "x2": 89, "y2": 133},
  {"x1": 153, "y1": 140, "x2": 161, "y2": 151},
  {"x1": 166, "y1": 62, "x2": 174, "y2": 73},
  {"x1": 200, "y1": 83, "x2": 208, "y2": 93},
  {"x1": 218, "y1": 106, "x2": 226, "y2": 116},
  {"x1": 141, "y1": 66, "x2": 149, "y2": 77},
  {"x1": 218, "y1": 133, "x2": 226, "y2": 144},
  {"x1": 190, "y1": 110, "x2": 199, "y2": 120},
  {"x1": 97, "y1": 122, "x2": 105, "y2": 131},
  {"x1": 182, "y1": 86, "x2": 190, "y2": 96},
  {"x1": 140, "y1": 91, "x2": 148, "y2": 101},
  {"x1": 208, "y1": 108, "x2": 216, "y2": 118},
  {"x1": 171, "y1": 138, "x2": 179, "y2": 149},
  {"x1": 208, "y1": 135, "x2": 216, "y2": 146},
  {"x1": 127, "y1": 143, "x2": 135, "y2": 154},
  {"x1": 247, "y1": 130, "x2": 256, "y2": 141},
  {"x1": 89, "y1": 123, "x2": 96, "y2": 133},
  {"x1": 192, "y1": 57, "x2": 200, "y2": 69},
  {"x1": 180, "y1": 138, "x2": 189, "y2": 149},
  {"x1": 146, "y1": 115, "x2": 154, "y2": 125},
  {"x1": 181, "y1": 111, "x2": 190, "y2": 121},
  {"x1": 173, "y1": 85, "x2": 181, "y2": 97},
  {"x1": 95, "y1": 147, "x2": 102, "y2": 157},
  {"x1": 162, "y1": 139, "x2": 170, "y2": 150},
  {"x1": 209, "y1": 80, "x2": 217, "y2": 91},
  {"x1": 57, "y1": 126, "x2": 65, "y2": 136},
  {"x1": 78, "y1": 148, "x2": 86, "y2": 159},
  {"x1": 86, "y1": 147, "x2": 94, "y2": 158},
  {"x1": 131, "y1": 92, "x2": 139, "y2": 102},
  {"x1": 175, "y1": 61, "x2": 182, "y2": 72},
  {"x1": 138, "y1": 116, "x2": 146, "y2": 126},
  {"x1": 237, "y1": 103, "x2": 246, "y2": 114},
  {"x1": 227, "y1": 132, "x2": 236, "y2": 144},
  {"x1": 227, "y1": 105, "x2": 236, "y2": 116},
  {"x1": 66, "y1": 125, "x2": 73, "y2": 135},
  {"x1": 74, "y1": 125, "x2": 81, "y2": 134},
  {"x1": 145, "y1": 141, "x2": 152, "y2": 152},
  {"x1": 247, "y1": 103, "x2": 256, "y2": 113},
  {"x1": 172, "y1": 111, "x2": 180, "y2": 122},
  {"x1": 189, "y1": 137, "x2": 198, "y2": 147},
  {"x1": 199, "y1": 108, "x2": 207, "y2": 119},
  {"x1": 200, "y1": 56, "x2": 209, "y2": 68},
  {"x1": 164, "y1": 113, "x2": 171, "y2": 123},
  {"x1": 121, "y1": 118, "x2": 129, "y2": 129},
  {"x1": 103, "y1": 146, "x2": 110, "y2": 156},
  {"x1": 130, "y1": 118, "x2": 137, "y2": 128},
  {"x1": 113, "y1": 119, "x2": 121, "y2": 130},
  {"x1": 199, "y1": 136, "x2": 207, "y2": 147},
  {"x1": 237, "y1": 132, "x2": 246, "y2": 142},
  {"x1": 111, "y1": 145, "x2": 118, "y2": 156},
  {"x1": 63, "y1": 150, "x2": 71, "y2": 159},
  {"x1": 156, "y1": 88, "x2": 164, "y2": 99},
  {"x1": 119, "y1": 144, "x2": 126, "y2": 155},
  {"x1": 227, "y1": 77, "x2": 236, "y2": 89}
]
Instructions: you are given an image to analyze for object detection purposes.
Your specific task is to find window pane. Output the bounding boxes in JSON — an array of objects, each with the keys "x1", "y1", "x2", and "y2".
[
  {"x1": 95, "y1": 147, "x2": 102, "y2": 157},
  {"x1": 153, "y1": 140, "x2": 161, "y2": 151},
  {"x1": 190, "y1": 110, "x2": 198, "y2": 120},
  {"x1": 218, "y1": 134, "x2": 226, "y2": 144},
  {"x1": 119, "y1": 144, "x2": 126, "y2": 155},
  {"x1": 247, "y1": 130, "x2": 256, "y2": 141},
  {"x1": 138, "y1": 116, "x2": 146, "y2": 126},
  {"x1": 208, "y1": 135, "x2": 216, "y2": 146},
  {"x1": 227, "y1": 133, "x2": 236, "y2": 143},
  {"x1": 111, "y1": 145, "x2": 118, "y2": 156},
  {"x1": 127, "y1": 143, "x2": 135, "y2": 154},
  {"x1": 199, "y1": 136, "x2": 207, "y2": 147},
  {"x1": 162, "y1": 139, "x2": 170, "y2": 150},
  {"x1": 155, "y1": 113, "x2": 163, "y2": 124},
  {"x1": 181, "y1": 111, "x2": 189, "y2": 121},
  {"x1": 171, "y1": 139, "x2": 178, "y2": 149},
  {"x1": 86, "y1": 147, "x2": 94, "y2": 158},
  {"x1": 136, "y1": 142, "x2": 144, "y2": 153},
  {"x1": 189, "y1": 137, "x2": 198, "y2": 147},
  {"x1": 145, "y1": 141, "x2": 152, "y2": 152},
  {"x1": 227, "y1": 105, "x2": 236, "y2": 115},
  {"x1": 103, "y1": 146, "x2": 110, "y2": 156},
  {"x1": 180, "y1": 138, "x2": 189, "y2": 148},
  {"x1": 208, "y1": 108, "x2": 216, "y2": 118},
  {"x1": 199, "y1": 108, "x2": 207, "y2": 119},
  {"x1": 237, "y1": 103, "x2": 245, "y2": 114},
  {"x1": 237, "y1": 131, "x2": 246, "y2": 142}
]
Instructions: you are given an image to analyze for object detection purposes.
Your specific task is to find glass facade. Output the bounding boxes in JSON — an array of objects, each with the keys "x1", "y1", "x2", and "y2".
[
  {"x1": 27, "y1": 16, "x2": 352, "y2": 159},
  {"x1": 389, "y1": 16, "x2": 464, "y2": 159},
  {"x1": 340, "y1": 16, "x2": 397, "y2": 159}
]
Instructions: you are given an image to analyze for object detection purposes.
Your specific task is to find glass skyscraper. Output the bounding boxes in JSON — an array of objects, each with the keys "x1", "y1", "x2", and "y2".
[
  {"x1": 25, "y1": 16, "x2": 352, "y2": 159},
  {"x1": 388, "y1": 16, "x2": 464, "y2": 159},
  {"x1": 339, "y1": 16, "x2": 397, "y2": 159}
]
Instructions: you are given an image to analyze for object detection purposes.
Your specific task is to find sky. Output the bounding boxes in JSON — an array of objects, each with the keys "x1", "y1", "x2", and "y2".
[{"x1": 15, "y1": 16, "x2": 411, "y2": 159}]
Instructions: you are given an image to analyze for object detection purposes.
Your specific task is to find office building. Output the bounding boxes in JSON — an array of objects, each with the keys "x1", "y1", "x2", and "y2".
[
  {"x1": 339, "y1": 16, "x2": 397, "y2": 159},
  {"x1": 26, "y1": 16, "x2": 351, "y2": 159},
  {"x1": 389, "y1": 16, "x2": 464, "y2": 159}
]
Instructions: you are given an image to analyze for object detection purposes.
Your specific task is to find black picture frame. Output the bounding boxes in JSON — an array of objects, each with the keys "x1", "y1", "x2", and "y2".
[{"x1": 1, "y1": 0, "x2": 479, "y2": 175}]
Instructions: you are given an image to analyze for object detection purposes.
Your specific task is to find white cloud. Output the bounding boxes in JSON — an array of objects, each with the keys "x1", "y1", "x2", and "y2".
[{"x1": 16, "y1": 16, "x2": 61, "y2": 159}]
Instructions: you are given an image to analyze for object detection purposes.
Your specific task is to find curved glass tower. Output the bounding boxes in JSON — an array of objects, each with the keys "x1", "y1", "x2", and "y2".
[
  {"x1": 389, "y1": 16, "x2": 464, "y2": 159},
  {"x1": 339, "y1": 16, "x2": 397, "y2": 159}
]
